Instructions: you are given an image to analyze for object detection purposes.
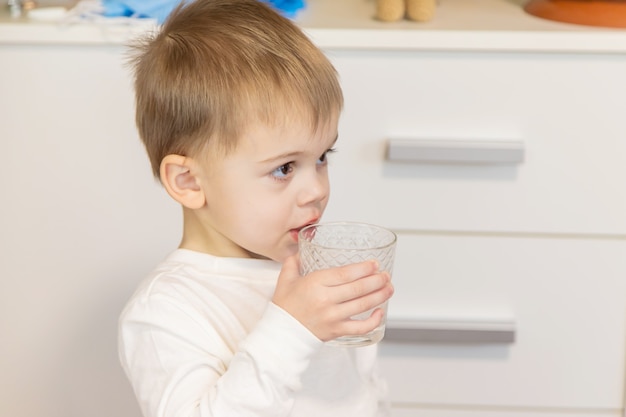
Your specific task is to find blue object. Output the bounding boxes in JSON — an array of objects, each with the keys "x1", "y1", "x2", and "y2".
[
  {"x1": 262, "y1": 0, "x2": 306, "y2": 18},
  {"x1": 101, "y1": 0, "x2": 182, "y2": 23},
  {"x1": 101, "y1": 0, "x2": 306, "y2": 24}
]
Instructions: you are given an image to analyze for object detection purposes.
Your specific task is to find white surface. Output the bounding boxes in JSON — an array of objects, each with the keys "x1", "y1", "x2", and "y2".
[
  {"x1": 389, "y1": 408, "x2": 623, "y2": 417},
  {"x1": 0, "y1": 44, "x2": 180, "y2": 417},
  {"x1": 299, "y1": 0, "x2": 626, "y2": 53},
  {"x1": 1, "y1": 0, "x2": 626, "y2": 52},
  {"x1": 323, "y1": 49, "x2": 626, "y2": 236},
  {"x1": 381, "y1": 234, "x2": 626, "y2": 409},
  {"x1": 26, "y1": 6, "x2": 69, "y2": 21}
]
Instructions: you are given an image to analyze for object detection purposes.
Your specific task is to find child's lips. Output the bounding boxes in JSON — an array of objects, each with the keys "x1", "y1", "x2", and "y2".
[
  {"x1": 290, "y1": 229, "x2": 301, "y2": 242},
  {"x1": 290, "y1": 219, "x2": 319, "y2": 242}
]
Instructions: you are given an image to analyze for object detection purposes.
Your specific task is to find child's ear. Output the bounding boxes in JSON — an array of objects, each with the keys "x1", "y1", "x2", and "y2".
[{"x1": 160, "y1": 154, "x2": 206, "y2": 209}]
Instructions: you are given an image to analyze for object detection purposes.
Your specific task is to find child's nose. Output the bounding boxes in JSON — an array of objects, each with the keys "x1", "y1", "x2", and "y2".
[{"x1": 298, "y1": 171, "x2": 329, "y2": 206}]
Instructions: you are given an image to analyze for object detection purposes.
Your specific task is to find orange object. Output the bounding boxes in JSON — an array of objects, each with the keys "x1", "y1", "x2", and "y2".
[{"x1": 524, "y1": 0, "x2": 626, "y2": 28}]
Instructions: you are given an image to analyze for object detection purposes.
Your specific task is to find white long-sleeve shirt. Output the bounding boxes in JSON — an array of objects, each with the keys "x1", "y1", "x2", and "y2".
[{"x1": 119, "y1": 249, "x2": 388, "y2": 417}]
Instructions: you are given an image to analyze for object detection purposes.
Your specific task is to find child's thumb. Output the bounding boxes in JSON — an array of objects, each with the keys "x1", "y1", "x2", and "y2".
[
  {"x1": 279, "y1": 254, "x2": 301, "y2": 282},
  {"x1": 273, "y1": 254, "x2": 301, "y2": 305}
]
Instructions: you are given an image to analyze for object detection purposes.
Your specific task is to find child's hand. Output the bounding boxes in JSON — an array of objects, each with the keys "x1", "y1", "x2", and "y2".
[{"x1": 272, "y1": 255, "x2": 394, "y2": 342}]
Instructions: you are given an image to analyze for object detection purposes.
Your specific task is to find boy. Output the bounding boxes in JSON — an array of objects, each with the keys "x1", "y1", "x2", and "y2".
[{"x1": 118, "y1": 1, "x2": 394, "y2": 416}]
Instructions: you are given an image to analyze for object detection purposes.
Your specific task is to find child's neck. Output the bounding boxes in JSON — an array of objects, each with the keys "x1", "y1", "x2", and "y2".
[{"x1": 179, "y1": 207, "x2": 261, "y2": 259}]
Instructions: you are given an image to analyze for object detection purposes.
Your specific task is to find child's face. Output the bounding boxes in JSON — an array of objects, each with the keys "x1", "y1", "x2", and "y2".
[{"x1": 194, "y1": 115, "x2": 339, "y2": 262}]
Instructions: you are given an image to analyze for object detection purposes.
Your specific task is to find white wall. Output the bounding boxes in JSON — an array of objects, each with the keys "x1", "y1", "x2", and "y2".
[{"x1": 0, "y1": 44, "x2": 180, "y2": 417}]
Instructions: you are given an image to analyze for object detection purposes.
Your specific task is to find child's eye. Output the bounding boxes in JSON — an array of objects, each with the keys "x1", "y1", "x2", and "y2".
[
  {"x1": 270, "y1": 162, "x2": 294, "y2": 179},
  {"x1": 317, "y1": 148, "x2": 337, "y2": 165}
]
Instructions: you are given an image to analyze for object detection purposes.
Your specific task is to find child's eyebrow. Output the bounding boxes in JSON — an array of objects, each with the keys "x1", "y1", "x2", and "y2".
[
  {"x1": 260, "y1": 135, "x2": 338, "y2": 164},
  {"x1": 260, "y1": 151, "x2": 302, "y2": 164}
]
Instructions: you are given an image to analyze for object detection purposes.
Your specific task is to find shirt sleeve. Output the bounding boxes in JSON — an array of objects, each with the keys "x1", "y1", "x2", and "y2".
[{"x1": 119, "y1": 296, "x2": 323, "y2": 417}]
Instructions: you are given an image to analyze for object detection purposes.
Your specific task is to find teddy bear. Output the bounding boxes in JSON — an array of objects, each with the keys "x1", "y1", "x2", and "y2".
[{"x1": 376, "y1": 0, "x2": 436, "y2": 22}]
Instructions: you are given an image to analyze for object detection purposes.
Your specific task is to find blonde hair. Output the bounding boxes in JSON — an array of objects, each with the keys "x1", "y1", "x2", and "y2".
[{"x1": 129, "y1": 0, "x2": 344, "y2": 179}]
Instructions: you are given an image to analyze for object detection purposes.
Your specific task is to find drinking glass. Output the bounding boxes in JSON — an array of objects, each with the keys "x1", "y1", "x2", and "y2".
[{"x1": 298, "y1": 222, "x2": 397, "y2": 347}]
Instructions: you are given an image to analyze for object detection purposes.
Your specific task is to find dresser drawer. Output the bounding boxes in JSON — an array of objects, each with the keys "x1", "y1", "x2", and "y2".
[
  {"x1": 323, "y1": 50, "x2": 626, "y2": 235},
  {"x1": 389, "y1": 407, "x2": 622, "y2": 417},
  {"x1": 378, "y1": 233, "x2": 626, "y2": 411}
]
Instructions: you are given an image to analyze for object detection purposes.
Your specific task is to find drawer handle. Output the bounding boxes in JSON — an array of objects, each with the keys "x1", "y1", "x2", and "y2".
[
  {"x1": 384, "y1": 318, "x2": 516, "y2": 344},
  {"x1": 386, "y1": 138, "x2": 525, "y2": 165}
]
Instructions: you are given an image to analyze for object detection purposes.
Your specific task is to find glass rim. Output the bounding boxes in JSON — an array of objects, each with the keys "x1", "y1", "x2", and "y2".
[{"x1": 298, "y1": 221, "x2": 397, "y2": 251}]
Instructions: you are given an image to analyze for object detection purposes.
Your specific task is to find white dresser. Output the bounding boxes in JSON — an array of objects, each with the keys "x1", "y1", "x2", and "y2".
[
  {"x1": 1, "y1": 1, "x2": 625, "y2": 416},
  {"x1": 300, "y1": 1, "x2": 626, "y2": 416}
]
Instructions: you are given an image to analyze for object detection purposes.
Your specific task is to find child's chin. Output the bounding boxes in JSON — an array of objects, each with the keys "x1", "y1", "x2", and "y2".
[{"x1": 277, "y1": 245, "x2": 299, "y2": 263}]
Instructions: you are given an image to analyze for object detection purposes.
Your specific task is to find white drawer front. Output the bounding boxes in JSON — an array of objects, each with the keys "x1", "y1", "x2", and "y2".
[
  {"x1": 389, "y1": 407, "x2": 623, "y2": 417},
  {"x1": 379, "y1": 233, "x2": 626, "y2": 410},
  {"x1": 323, "y1": 50, "x2": 626, "y2": 235}
]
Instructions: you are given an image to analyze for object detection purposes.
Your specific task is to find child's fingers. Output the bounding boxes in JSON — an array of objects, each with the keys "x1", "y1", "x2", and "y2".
[
  {"x1": 312, "y1": 259, "x2": 380, "y2": 286},
  {"x1": 336, "y1": 281, "x2": 394, "y2": 319},
  {"x1": 274, "y1": 256, "x2": 393, "y2": 342},
  {"x1": 336, "y1": 308, "x2": 386, "y2": 338},
  {"x1": 272, "y1": 254, "x2": 301, "y2": 304},
  {"x1": 331, "y1": 272, "x2": 391, "y2": 304},
  {"x1": 279, "y1": 254, "x2": 300, "y2": 281}
]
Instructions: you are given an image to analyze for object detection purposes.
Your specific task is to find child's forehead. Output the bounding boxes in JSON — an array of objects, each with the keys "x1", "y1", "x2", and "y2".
[
  {"x1": 242, "y1": 116, "x2": 338, "y2": 153},
  {"x1": 192, "y1": 103, "x2": 340, "y2": 167},
  {"x1": 246, "y1": 101, "x2": 339, "y2": 136}
]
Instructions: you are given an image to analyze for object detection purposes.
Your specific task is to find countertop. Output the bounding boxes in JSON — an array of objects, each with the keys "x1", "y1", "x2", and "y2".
[{"x1": 2, "y1": 0, "x2": 626, "y2": 52}]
